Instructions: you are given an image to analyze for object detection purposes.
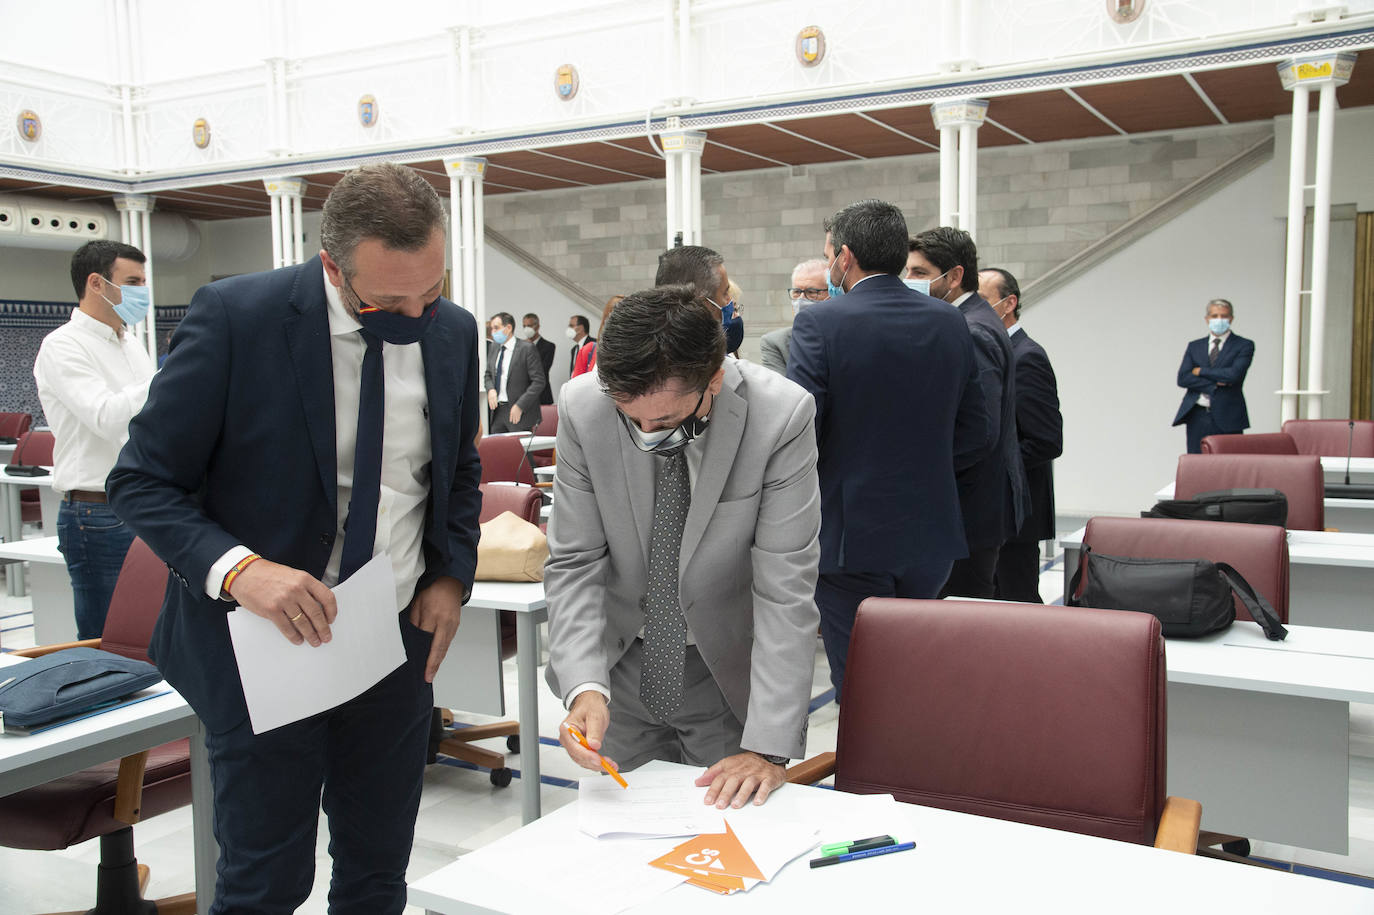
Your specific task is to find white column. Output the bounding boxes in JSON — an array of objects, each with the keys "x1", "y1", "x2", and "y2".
[
  {"x1": 115, "y1": 194, "x2": 155, "y2": 360},
  {"x1": 1281, "y1": 85, "x2": 1310, "y2": 424},
  {"x1": 474, "y1": 175, "x2": 486, "y2": 318},
  {"x1": 444, "y1": 157, "x2": 487, "y2": 321},
  {"x1": 291, "y1": 196, "x2": 304, "y2": 265},
  {"x1": 140, "y1": 207, "x2": 156, "y2": 363},
  {"x1": 660, "y1": 128, "x2": 706, "y2": 247},
  {"x1": 1277, "y1": 53, "x2": 1355, "y2": 420},
  {"x1": 264, "y1": 177, "x2": 307, "y2": 266},
  {"x1": 932, "y1": 99, "x2": 988, "y2": 233}
]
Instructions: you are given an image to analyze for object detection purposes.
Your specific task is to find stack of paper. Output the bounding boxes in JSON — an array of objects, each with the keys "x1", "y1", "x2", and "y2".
[{"x1": 648, "y1": 818, "x2": 819, "y2": 895}]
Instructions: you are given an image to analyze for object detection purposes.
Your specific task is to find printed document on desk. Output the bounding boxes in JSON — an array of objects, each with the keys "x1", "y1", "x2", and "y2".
[
  {"x1": 579, "y1": 770, "x2": 728, "y2": 838},
  {"x1": 227, "y1": 555, "x2": 404, "y2": 734}
]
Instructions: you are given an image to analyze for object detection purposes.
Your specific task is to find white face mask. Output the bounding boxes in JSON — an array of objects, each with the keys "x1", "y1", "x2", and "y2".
[
  {"x1": 518, "y1": 326, "x2": 536, "y2": 340},
  {"x1": 902, "y1": 278, "x2": 930, "y2": 296},
  {"x1": 791, "y1": 295, "x2": 806, "y2": 316},
  {"x1": 565, "y1": 326, "x2": 579, "y2": 340}
]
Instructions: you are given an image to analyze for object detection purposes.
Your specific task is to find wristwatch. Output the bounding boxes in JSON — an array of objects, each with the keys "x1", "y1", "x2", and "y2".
[{"x1": 758, "y1": 753, "x2": 789, "y2": 766}]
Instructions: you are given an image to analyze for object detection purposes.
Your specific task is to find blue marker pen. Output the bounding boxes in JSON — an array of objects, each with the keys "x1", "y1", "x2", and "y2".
[{"x1": 809, "y1": 840, "x2": 916, "y2": 868}]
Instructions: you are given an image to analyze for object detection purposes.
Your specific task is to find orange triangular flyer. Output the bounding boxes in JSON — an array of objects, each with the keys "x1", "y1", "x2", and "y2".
[{"x1": 647, "y1": 822, "x2": 766, "y2": 882}]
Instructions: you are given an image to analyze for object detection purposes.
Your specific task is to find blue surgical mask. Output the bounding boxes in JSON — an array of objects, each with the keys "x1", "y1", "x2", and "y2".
[
  {"x1": 346, "y1": 282, "x2": 439, "y2": 345},
  {"x1": 902, "y1": 278, "x2": 930, "y2": 296},
  {"x1": 100, "y1": 281, "x2": 150, "y2": 326},
  {"x1": 620, "y1": 389, "x2": 711, "y2": 457},
  {"x1": 1209, "y1": 318, "x2": 1230, "y2": 336},
  {"x1": 492, "y1": 329, "x2": 509, "y2": 345},
  {"x1": 826, "y1": 255, "x2": 848, "y2": 300}
]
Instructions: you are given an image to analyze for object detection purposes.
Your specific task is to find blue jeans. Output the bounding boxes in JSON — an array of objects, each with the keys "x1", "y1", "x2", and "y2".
[{"x1": 56, "y1": 500, "x2": 135, "y2": 639}]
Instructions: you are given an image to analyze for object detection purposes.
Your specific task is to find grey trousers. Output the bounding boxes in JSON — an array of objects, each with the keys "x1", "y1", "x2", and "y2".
[{"x1": 600, "y1": 638, "x2": 745, "y2": 771}]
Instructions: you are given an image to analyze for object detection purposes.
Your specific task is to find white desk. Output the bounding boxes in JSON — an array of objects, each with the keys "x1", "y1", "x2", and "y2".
[
  {"x1": 0, "y1": 656, "x2": 216, "y2": 911},
  {"x1": 1153, "y1": 480, "x2": 1374, "y2": 534},
  {"x1": 0, "y1": 536, "x2": 73, "y2": 644},
  {"x1": 1060, "y1": 525, "x2": 1374, "y2": 632},
  {"x1": 0, "y1": 466, "x2": 59, "y2": 596},
  {"x1": 435, "y1": 580, "x2": 547, "y2": 825},
  {"x1": 532, "y1": 465, "x2": 555, "y2": 480},
  {"x1": 408, "y1": 762, "x2": 1373, "y2": 914},
  {"x1": 1323, "y1": 455, "x2": 1374, "y2": 484},
  {"x1": 0, "y1": 444, "x2": 15, "y2": 463}
]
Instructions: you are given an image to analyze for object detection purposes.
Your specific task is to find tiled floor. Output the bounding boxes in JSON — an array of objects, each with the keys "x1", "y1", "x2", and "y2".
[{"x1": 1, "y1": 549, "x2": 1372, "y2": 913}]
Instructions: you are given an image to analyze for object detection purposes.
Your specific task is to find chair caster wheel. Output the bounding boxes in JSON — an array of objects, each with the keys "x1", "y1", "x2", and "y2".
[
  {"x1": 506, "y1": 735, "x2": 520, "y2": 754},
  {"x1": 491, "y1": 767, "x2": 513, "y2": 788}
]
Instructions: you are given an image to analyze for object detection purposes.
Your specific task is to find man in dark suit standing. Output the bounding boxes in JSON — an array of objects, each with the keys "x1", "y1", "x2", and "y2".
[
  {"x1": 980, "y1": 268, "x2": 1063, "y2": 604},
  {"x1": 908, "y1": 228, "x2": 1029, "y2": 600},
  {"x1": 107, "y1": 163, "x2": 483, "y2": 913},
  {"x1": 485, "y1": 311, "x2": 546, "y2": 433},
  {"x1": 788, "y1": 199, "x2": 991, "y2": 697},
  {"x1": 567, "y1": 314, "x2": 595, "y2": 373},
  {"x1": 521, "y1": 312, "x2": 557, "y2": 406},
  {"x1": 1174, "y1": 298, "x2": 1253, "y2": 453}
]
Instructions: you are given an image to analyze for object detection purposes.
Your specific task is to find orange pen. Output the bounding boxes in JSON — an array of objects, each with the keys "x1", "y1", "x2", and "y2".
[{"x1": 565, "y1": 723, "x2": 629, "y2": 788}]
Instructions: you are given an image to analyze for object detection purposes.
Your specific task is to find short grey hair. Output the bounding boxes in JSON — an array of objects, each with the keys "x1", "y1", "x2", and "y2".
[
  {"x1": 1206, "y1": 298, "x2": 1234, "y2": 319},
  {"x1": 320, "y1": 163, "x2": 446, "y2": 278},
  {"x1": 791, "y1": 257, "x2": 827, "y2": 285}
]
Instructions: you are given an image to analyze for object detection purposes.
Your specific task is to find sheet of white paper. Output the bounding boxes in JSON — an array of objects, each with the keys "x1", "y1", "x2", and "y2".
[
  {"x1": 579, "y1": 770, "x2": 727, "y2": 838},
  {"x1": 723, "y1": 812, "x2": 822, "y2": 882},
  {"x1": 227, "y1": 555, "x2": 405, "y2": 734}
]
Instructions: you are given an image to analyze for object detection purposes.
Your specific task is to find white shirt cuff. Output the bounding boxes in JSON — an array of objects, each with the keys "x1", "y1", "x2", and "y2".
[
  {"x1": 565, "y1": 682, "x2": 610, "y2": 710},
  {"x1": 206, "y1": 545, "x2": 255, "y2": 600}
]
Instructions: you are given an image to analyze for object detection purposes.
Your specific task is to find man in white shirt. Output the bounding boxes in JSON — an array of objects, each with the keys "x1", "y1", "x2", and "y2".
[{"x1": 33, "y1": 240, "x2": 154, "y2": 638}]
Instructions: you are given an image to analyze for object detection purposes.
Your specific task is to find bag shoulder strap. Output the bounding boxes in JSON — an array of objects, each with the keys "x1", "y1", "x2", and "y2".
[
  {"x1": 1065, "y1": 545, "x2": 1090, "y2": 606},
  {"x1": 1213, "y1": 562, "x2": 1288, "y2": 641}
]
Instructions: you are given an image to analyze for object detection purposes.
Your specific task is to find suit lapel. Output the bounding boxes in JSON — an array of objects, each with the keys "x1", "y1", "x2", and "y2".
[
  {"x1": 421, "y1": 309, "x2": 458, "y2": 511},
  {"x1": 283, "y1": 258, "x2": 338, "y2": 519},
  {"x1": 618, "y1": 424, "x2": 656, "y2": 569},
  {"x1": 679, "y1": 362, "x2": 747, "y2": 573}
]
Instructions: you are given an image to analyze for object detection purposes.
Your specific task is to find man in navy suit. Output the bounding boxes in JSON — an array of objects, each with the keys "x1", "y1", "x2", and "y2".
[
  {"x1": 788, "y1": 199, "x2": 990, "y2": 697},
  {"x1": 980, "y1": 268, "x2": 1063, "y2": 604},
  {"x1": 1174, "y1": 298, "x2": 1253, "y2": 453},
  {"x1": 108, "y1": 164, "x2": 483, "y2": 914},
  {"x1": 907, "y1": 228, "x2": 1029, "y2": 599}
]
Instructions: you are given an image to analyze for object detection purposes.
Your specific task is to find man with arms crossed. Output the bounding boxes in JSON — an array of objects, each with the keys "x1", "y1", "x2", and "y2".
[
  {"x1": 108, "y1": 163, "x2": 483, "y2": 914},
  {"x1": 547, "y1": 285, "x2": 820, "y2": 808},
  {"x1": 35, "y1": 240, "x2": 154, "y2": 638}
]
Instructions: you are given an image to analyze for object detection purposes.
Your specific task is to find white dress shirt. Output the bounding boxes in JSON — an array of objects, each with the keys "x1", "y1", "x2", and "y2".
[
  {"x1": 491, "y1": 335, "x2": 517, "y2": 403},
  {"x1": 207, "y1": 269, "x2": 432, "y2": 614},
  {"x1": 1197, "y1": 330, "x2": 1231, "y2": 409},
  {"x1": 33, "y1": 308, "x2": 155, "y2": 494}
]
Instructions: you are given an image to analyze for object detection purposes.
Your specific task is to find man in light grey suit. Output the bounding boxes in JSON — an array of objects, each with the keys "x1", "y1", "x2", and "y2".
[
  {"x1": 546, "y1": 285, "x2": 820, "y2": 809},
  {"x1": 760, "y1": 258, "x2": 829, "y2": 375},
  {"x1": 484, "y1": 311, "x2": 546, "y2": 432}
]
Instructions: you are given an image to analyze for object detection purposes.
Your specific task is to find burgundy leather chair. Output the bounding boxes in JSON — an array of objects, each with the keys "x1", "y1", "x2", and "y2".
[
  {"x1": 1175, "y1": 453, "x2": 1324, "y2": 531},
  {"x1": 1078, "y1": 516, "x2": 1289, "y2": 625},
  {"x1": 477, "y1": 433, "x2": 536, "y2": 485},
  {"x1": 786, "y1": 599, "x2": 1199, "y2": 852},
  {"x1": 529, "y1": 403, "x2": 558, "y2": 467},
  {"x1": 0, "y1": 538, "x2": 194, "y2": 915},
  {"x1": 1281, "y1": 419, "x2": 1374, "y2": 457},
  {"x1": 1200, "y1": 432, "x2": 1298, "y2": 455},
  {"x1": 430, "y1": 482, "x2": 544, "y2": 786},
  {"x1": 10, "y1": 429, "x2": 55, "y2": 524},
  {"x1": 0, "y1": 411, "x2": 32, "y2": 441}
]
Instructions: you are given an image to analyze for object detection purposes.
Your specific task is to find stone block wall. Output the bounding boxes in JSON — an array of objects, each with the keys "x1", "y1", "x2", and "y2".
[{"x1": 482, "y1": 122, "x2": 1273, "y2": 350}]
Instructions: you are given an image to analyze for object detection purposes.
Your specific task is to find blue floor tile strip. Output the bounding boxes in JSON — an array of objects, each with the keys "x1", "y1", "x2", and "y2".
[{"x1": 1250, "y1": 857, "x2": 1374, "y2": 889}]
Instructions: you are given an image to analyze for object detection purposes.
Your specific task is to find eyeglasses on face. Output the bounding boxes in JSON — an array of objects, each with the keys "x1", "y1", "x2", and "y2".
[{"x1": 787, "y1": 287, "x2": 829, "y2": 300}]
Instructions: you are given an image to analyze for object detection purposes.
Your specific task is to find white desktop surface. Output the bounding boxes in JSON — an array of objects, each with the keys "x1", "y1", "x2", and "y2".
[
  {"x1": 0, "y1": 535, "x2": 73, "y2": 644},
  {"x1": 1323, "y1": 455, "x2": 1374, "y2": 483},
  {"x1": 407, "y1": 762, "x2": 1373, "y2": 914},
  {"x1": 0, "y1": 465, "x2": 58, "y2": 596},
  {"x1": 0, "y1": 655, "x2": 216, "y2": 910}
]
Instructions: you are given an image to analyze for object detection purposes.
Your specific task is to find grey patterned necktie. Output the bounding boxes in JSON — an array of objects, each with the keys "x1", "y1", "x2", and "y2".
[
  {"x1": 1209, "y1": 338, "x2": 1220, "y2": 366},
  {"x1": 640, "y1": 450, "x2": 691, "y2": 721}
]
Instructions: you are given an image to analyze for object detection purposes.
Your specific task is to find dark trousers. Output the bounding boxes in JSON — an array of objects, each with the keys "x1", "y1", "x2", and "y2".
[
  {"x1": 1184, "y1": 404, "x2": 1224, "y2": 454},
  {"x1": 204, "y1": 616, "x2": 434, "y2": 915},
  {"x1": 56, "y1": 499, "x2": 135, "y2": 639},
  {"x1": 815, "y1": 559, "x2": 954, "y2": 700},
  {"x1": 489, "y1": 402, "x2": 538, "y2": 433},
  {"x1": 994, "y1": 539, "x2": 1044, "y2": 604},
  {"x1": 940, "y1": 545, "x2": 1001, "y2": 599}
]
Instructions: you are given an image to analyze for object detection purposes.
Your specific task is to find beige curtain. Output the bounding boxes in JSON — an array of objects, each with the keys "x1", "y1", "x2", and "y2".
[{"x1": 1354, "y1": 213, "x2": 1374, "y2": 420}]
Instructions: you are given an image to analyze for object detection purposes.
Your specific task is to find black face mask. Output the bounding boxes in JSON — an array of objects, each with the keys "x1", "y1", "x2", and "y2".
[
  {"x1": 346, "y1": 281, "x2": 440, "y2": 345},
  {"x1": 619, "y1": 389, "x2": 711, "y2": 457}
]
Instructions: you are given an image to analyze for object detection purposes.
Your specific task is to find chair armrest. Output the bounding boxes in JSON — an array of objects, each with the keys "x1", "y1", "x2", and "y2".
[
  {"x1": 534, "y1": 481, "x2": 553, "y2": 490},
  {"x1": 114, "y1": 750, "x2": 150, "y2": 825},
  {"x1": 786, "y1": 751, "x2": 836, "y2": 785},
  {"x1": 1153, "y1": 795, "x2": 1202, "y2": 854},
  {"x1": 10, "y1": 637, "x2": 102, "y2": 658}
]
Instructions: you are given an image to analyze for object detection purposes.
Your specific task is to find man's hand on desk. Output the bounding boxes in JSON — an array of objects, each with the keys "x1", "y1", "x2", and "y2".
[
  {"x1": 560, "y1": 691, "x2": 617, "y2": 772},
  {"x1": 695, "y1": 752, "x2": 786, "y2": 809},
  {"x1": 409, "y1": 576, "x2": 464, "y2": 683},
  {"x1": 228, "y1": 558, "x2": 336, "y2": 647}
]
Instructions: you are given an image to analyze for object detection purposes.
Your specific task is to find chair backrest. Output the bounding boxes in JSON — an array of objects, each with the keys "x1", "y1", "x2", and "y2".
[
  {"x1": 1200, "y1": 432, "x2": 1298, "y2": 455},
  {"x1": 1175, "y1": 453, "x2": 1324, "y2": 531},
  {"x1": 11, "y1": 429, "x2": 54, "y2": 466},
  {"x1": 478, "y1": 482, "x2": 542, "y2": 525},
  {"x1": 478, "y1": 434, "x2": 535, "y2": 485},
  {"x1": 0, "y1": 412, "x2": 32, "y2": 440},
  {"x1": 100, "y1": 538, "x2": 169, "y2": 663},
  {"x1": 1281, "y1": 419, "x2": 1374, "y2": 457},
  {"x1": 837, "y1": 599, "x2": 1166, "y2": 846},
  {"x1": 532, "y1": 402, "x2": 559, "y2": 440},
  {"x1": 1080, "y1": 516, "x2": 1289, "y2": 623}
]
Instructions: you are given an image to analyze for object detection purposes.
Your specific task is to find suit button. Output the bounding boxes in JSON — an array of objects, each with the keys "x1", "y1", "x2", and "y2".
[
  {"x1": 617, "y1": 638, "x2": 625, "y2": 650},
  {"x1": 320, "y1": 533, "x2": 333, "y2": 546}
]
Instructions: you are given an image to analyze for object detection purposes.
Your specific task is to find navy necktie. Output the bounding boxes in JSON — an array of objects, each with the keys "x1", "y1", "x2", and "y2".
[
  {"x1": 1209, "y1": 339, "x2": 1220, "y2": 367},
  {"x1": 340, "y1": 329, "x2": 384, "y2": 581},
  {"x1": 494, "y1": 344, "x2": 507, "y2": 401}
]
